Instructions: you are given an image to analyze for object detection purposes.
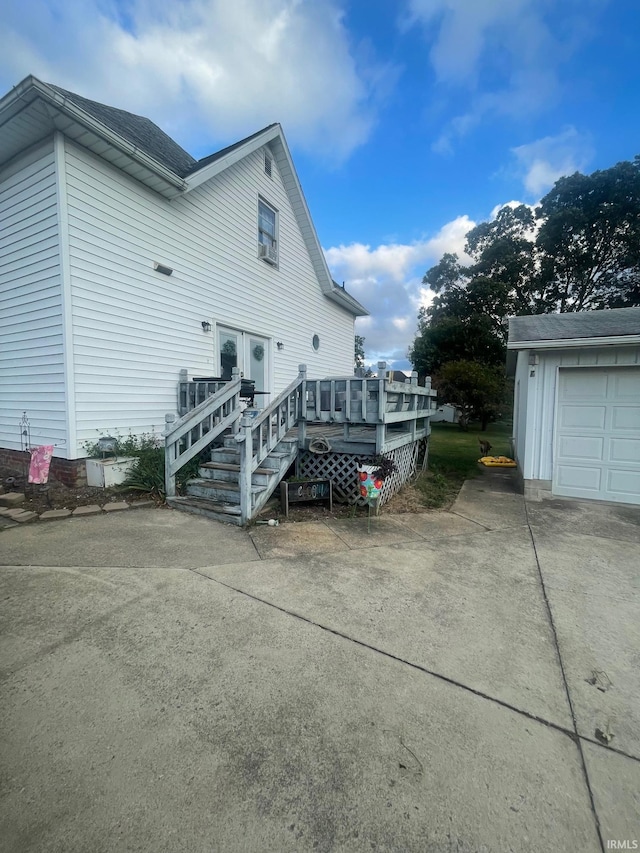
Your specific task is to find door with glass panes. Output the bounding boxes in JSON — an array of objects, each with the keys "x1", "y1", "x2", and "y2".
[{"x1": 217, "y1": 327, "x2": 269, "y2": 408}]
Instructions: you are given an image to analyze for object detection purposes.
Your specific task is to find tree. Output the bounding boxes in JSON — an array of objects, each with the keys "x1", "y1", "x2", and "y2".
[
  {"x1": 354, "y1": 334, "x2": 366, "y2": 371},
  {"x1": 411, "y1": 155, "x2": 640, "y2": 391},
  {"x1": 433, "y1": 360, "x2": 508, "y2": 431},
  {"x1": 409, "y1": 313, "x2": 506, "y2": 378},
  {"x1": 536, "y1": 157, "x2": 640, "y2": 311}
]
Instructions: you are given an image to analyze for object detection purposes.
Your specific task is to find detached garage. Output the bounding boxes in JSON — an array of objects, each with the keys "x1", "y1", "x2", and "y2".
[{"x1": 508, "y1": 308, "x2": 640, "y2": 506}]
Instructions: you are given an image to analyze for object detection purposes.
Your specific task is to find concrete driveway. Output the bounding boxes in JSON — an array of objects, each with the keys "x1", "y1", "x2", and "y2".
[{"x1": 1, "y1": 471, "x2": 638, "y2": 852}]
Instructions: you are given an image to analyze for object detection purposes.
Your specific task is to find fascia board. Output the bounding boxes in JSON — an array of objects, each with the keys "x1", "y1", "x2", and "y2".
[
  {"x1": 325, "y1": 287, "x2": 369, "y2": 317},
  {"x1": 507, "y1": 335, "x2": 640, "y2": 349},
  {"x1": 1, "y1": 76, "x2": 186, "y2": 192},
  {"x1": 184, "y1": 125, "x2": 282, "y2": 191},
  {"x1": 507, "y1": 334, "x2": 640, "y2": 350}
]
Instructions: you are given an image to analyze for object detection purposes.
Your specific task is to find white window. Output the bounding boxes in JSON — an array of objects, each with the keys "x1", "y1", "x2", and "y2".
[{"x1": 258, "y1": 199, "x2": 277, "y2": 248}]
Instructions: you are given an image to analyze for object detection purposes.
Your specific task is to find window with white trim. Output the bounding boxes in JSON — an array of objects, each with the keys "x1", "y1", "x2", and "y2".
[{"x1": 258, "y1": 199, "x2": 277, "y2": 249}]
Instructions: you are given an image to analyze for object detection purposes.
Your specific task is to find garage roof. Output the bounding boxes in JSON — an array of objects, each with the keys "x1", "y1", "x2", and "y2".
[{"x1": 508, "y1": 308, "x2": 640, "y2": 349}]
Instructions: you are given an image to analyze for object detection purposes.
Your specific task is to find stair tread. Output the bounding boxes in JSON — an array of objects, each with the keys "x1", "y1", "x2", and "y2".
[
  {"x1": 201, "y1": 462, "x2": 277, "y2": 476},
  {"x1": 187, "y1": 478, "x2": 265, "y2": 494},
  {"x1": 166, "y1": 496, "x2": 241, "y2": 515}
]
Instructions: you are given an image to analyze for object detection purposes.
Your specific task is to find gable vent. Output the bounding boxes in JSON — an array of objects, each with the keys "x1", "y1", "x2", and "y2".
[{"x1": 264, "y1": 153, "x2": 272, "y2": 178}]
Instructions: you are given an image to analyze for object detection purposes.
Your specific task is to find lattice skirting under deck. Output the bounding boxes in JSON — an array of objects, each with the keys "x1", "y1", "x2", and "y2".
[{"x1": 298, "y1": 438, "x2": 427, "y2": 506}]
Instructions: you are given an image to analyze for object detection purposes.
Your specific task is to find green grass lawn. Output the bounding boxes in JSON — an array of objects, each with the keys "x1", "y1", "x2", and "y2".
[{"x1": 414, "y1": 420, "x2": 513, "y2": 509}]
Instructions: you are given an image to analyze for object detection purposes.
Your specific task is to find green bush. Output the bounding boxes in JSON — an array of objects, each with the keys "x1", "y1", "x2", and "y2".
[
  {"x1": 83, "y1": 429, "x2": 205, "y2": 500},
  {"x1": 82, "y1": 430, "x2": 161, "y2": 459},
  {"x1": 123, "y1": 447, "x2": 205, "y2": 498}
]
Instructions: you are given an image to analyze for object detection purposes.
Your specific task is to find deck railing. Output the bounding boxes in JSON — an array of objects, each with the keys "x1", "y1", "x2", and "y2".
[
  {"x1": 164, "y1": 367, "x2": 242, "y2": 497},
  {"x1": 235, "y1": 366, "x2": 306, "y2": 523},
  {"x1": 167, "y1": 366, "x2": 437, "y2": 515},
  {"x1": 299, "y1": 373, "x2": 435, "y2": 452}
]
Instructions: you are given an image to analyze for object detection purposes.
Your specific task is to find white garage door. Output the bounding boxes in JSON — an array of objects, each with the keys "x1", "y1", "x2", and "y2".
[{"x1": 554, "y1": 366, "x2": 640, "y2": 505}]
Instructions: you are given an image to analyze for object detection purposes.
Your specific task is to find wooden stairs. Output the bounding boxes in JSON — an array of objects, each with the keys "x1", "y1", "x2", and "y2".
[{"x1": 166, "y1": 434, "x2": 298, "y2": 525}]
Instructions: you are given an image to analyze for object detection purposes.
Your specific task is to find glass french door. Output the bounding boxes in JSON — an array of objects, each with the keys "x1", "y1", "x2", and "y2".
[{"x1": 217, "y1": 327, "x2": 269, "y2": 407}]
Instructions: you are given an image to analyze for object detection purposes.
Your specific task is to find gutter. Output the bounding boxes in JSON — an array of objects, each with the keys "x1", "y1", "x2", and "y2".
[
  {"x1": 326, "y1": 285, "x2": 369, "y2": 317},
  {"x1": 3, "y1": 76, "x2": 187, "y2": 192},
  {"x1": 507, "y1": 334, "x2": 640, "y2": 350}
]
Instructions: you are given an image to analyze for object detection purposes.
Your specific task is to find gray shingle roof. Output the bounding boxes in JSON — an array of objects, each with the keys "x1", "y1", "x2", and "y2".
[
  {"x1": 188, "y1": 124, "x2": 279, "y2": 175},
  {"x1": 508, "y1": 308, "x2": 640, "y2": 344},
  {"x1": 49, "y1": 84, "x2": 197, "y2": 177}
]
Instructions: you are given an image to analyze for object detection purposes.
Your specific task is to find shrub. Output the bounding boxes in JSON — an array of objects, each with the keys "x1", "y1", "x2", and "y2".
[
  {"x1": 82, "y1": 430, "x2": 161, "y2": 459},
  {"x1": 123, "y1": 447, "x2": 206, "y2": 499},
  {"x1": 83, "y1": 429, "x2": 205, "y2": 500}
]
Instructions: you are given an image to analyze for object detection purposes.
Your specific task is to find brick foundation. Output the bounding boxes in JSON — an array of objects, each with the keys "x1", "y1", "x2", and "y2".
[{"x1": 0, "y1": 448, "x2": 87, "y2": 487}]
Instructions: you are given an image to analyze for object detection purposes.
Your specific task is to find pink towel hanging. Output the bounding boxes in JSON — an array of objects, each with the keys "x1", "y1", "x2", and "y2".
[{"x1": 28, "y1": 445, "x2": 54, "y2": 484}]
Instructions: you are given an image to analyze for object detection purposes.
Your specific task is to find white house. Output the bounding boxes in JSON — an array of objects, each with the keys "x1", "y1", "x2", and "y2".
[
  {"x1": 508, "y1": 309, "x2": 640, "y2": 506},
  {"x1": 0, "y1": 76, "x2": 367, "y2": 484}
]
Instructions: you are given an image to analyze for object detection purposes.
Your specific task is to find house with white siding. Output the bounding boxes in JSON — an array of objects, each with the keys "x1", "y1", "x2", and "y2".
[
  {"x1": 508, "y1": 309, "x2": 640, "y2": 506},
  {"x1": 0, "y1": 75, "x2": 369, "y2": 487}
]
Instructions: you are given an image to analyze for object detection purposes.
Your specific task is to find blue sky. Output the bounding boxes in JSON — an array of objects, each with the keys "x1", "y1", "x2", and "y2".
[{"x1": 2, "y1": 0, "x2": 639, "y2": 370}]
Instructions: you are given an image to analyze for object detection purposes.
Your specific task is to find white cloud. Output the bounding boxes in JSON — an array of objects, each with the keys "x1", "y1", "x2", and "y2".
[
  {"x1": 325, "y1": 214, "x2": 476, "y2": 364},
  {"x1": 0, "y1": 0, "x2": 389, "y2": 163},
  {"x1": 510, "y1": 127, "x2": 593, "y2": 196},
  {"x1": 405, "y1": 0, "x2": 601, "y2": 150}
]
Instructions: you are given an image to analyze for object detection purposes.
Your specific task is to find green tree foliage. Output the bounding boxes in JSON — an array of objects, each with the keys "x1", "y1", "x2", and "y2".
[
  {"x1": 535, "y1": 157, "x2": 640, "y2": 310},
  {"x1": 355, "y1": 334, "x2": 366, "y2": 370},
  {"x1": 433, "y1": 361, "x2": 508, "y2": 432},
  {"x1": 409, "y1": 155, "x2": 640, "y2": 426},
  {"x1": 410, "y1": 155, "x2": 640, "y2": 428}
]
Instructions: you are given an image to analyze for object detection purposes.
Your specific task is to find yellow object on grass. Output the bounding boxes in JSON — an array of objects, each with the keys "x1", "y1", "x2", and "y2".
[{"x1": 479, "y1": 456, "x2": 517, "y2": 468}]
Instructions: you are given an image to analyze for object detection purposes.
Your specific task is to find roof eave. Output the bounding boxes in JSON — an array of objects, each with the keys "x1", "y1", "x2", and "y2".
[
  {"x1": 1, "y1": 76, "x2": 187, "y2": 197},
  {"x1": 184, "y1": 125, "x2": 281, "y2": 189},
  {"x1": 507, "y1": 334, "x2": 640, "y2": 350},
  {"x1": 325, "y1": 287, "x2": 369, "y2": 317}
]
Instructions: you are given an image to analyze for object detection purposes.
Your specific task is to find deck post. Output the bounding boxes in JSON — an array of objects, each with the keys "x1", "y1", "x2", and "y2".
[
  {"x1": 164, "y1": 413, "x2": 177, "y2": 497},
  {"x1": 231, "y1": 366, "x2": 241, "y2": 434},
  {"x1": 297, "y1": 364, "x2": 307, "y2": 448},
  {"x1": 410, "y1": 372, "x2": 418, "y2": 442},
  {"x1": 238, "y1": 414, "x2": 254, "y2": 524}
]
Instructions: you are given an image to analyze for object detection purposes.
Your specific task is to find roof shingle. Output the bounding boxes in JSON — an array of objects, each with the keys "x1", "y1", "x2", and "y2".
[
  {"x1": 49, "y1": 84, "x2": 197, "y2": 177},
  {"x1": 508, "y1": 308, "x2": 640, "y2": 343}
]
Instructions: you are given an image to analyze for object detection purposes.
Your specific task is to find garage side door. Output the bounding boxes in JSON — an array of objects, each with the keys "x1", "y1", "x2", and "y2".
[{"x1": 553, "y1": 367, "x2": 640, "y2": 505}]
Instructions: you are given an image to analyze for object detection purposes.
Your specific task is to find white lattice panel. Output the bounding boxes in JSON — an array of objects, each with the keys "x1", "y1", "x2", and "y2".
[{"x1": 299, "y1": 440, "x2": 424, "y2": 505}]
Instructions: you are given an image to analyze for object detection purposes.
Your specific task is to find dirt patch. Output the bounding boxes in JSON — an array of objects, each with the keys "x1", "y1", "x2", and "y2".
[
  {"x1": 1, "y1": 463, "x2": 461, "y2": 523},
  {"x1": 0, "y1": 465, "x2": 160, "y2": 515}
]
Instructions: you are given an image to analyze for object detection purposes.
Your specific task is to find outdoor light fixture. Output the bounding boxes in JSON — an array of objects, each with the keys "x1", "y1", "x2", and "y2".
[
  {"x1": 276, "y1": 341, "x2": 284, "y2": 350},
  {"x1": 153, "y1": 262, "x2": 173, "y2": 276},
  {"x1": 201, "y1": 321, "x2": 212, "y2": 332}
]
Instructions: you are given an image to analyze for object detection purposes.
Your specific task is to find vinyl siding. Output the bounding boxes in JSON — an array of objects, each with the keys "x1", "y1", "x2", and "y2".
[
  {"x1": 523, "y1": 346, "x2": 640, "y2": 481},
  {"x1": 0, "y1": 141, "x2": 66, "y2": 452},
  {"x1": 63, "y1": 140, "x2": 354, "y2": 449}
]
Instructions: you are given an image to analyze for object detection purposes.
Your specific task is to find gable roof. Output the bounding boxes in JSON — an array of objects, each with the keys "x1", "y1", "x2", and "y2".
[
  {"x1": 508, "y1": 308, "x2": 640, "y2": 350},
  {"x1": 0, "y1": 75, "x2": 367, "y2": 317},
  {"x1": 48, "y1": 84, "x2": 197, "y2": 177}
]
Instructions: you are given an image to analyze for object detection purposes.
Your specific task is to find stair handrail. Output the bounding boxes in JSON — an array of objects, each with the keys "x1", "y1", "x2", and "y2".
[
  {"x1": 235, "y1": 364, "x2": 307, "y2": 524},
  {"x1": 164, "y1": 368, "x2": 242, "y2": 497}
]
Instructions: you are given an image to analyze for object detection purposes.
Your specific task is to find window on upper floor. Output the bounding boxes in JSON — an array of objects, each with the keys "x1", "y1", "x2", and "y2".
[{"x1": 258, "y1": 198, "x2": 278, "y2": 265}]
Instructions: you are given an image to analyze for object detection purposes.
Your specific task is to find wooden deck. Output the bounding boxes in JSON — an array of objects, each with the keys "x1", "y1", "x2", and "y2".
[
  {"x1": 168, "y1": 367, "x2": 437, "y2": 521},
  {"x1": 287, "y1": 422, "x2": 423, "y2": 455}
]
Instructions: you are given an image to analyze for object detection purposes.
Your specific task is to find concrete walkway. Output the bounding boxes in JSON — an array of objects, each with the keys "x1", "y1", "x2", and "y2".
[{"x1": 1, "y1": 470, "x2": 638, "y2": 852}]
